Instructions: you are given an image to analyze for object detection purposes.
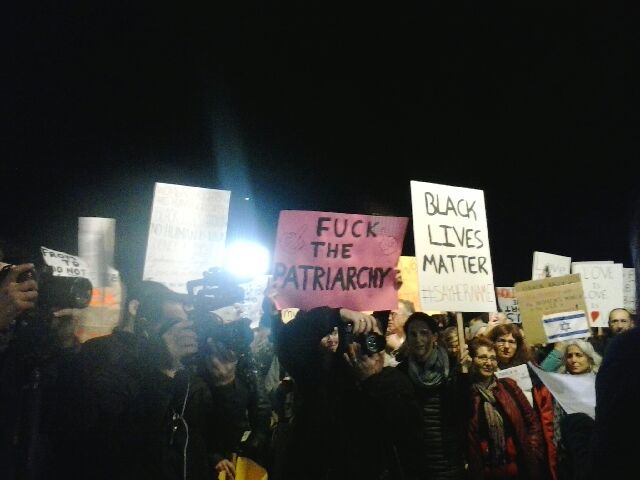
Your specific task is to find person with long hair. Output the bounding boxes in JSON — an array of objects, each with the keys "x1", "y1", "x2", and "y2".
[
  {"x1": 540, "y1": 339, "x2": 602, "y2": 478},
  {"x1": 467, "y1": 337, "x2": 547, "y2": 479},
  {"x1": 487, "y1": 324, "x2": 557, "y2": 479},
  {"x1": 557, "y1": 339, "x2": 602, "y2": 375}
]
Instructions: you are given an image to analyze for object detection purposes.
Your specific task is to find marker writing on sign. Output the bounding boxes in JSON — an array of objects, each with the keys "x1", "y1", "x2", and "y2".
[
  {"x1": 272, "y1": 264, "x2": 393, "y2": 291},
  {"x1": 424, "y1": 193, "x2": 478, "y2": 221}
]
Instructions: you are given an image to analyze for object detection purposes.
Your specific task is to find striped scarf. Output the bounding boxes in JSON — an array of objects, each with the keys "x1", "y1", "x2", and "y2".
[{"x1": 473, "y1": 378, "x2": 507, "y2": 467}]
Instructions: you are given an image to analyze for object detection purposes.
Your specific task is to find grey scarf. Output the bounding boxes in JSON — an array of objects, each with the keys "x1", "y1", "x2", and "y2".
[{"x1": 407, "y1": 345, "x2": 450, "y2": 388}]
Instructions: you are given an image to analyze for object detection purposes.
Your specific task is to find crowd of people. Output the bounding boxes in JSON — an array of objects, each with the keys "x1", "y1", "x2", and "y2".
[{"x1": 0, "y1": 247, "x2": 638, "y2": 480}]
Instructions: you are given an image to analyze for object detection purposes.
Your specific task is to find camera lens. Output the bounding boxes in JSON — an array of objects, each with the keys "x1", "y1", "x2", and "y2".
[
  {"x1": 70, "y1": 277, "x2": 93, "y2": 309},
  {"x1": 364, "y1": 333, "x2": 386, "y2": 354}
]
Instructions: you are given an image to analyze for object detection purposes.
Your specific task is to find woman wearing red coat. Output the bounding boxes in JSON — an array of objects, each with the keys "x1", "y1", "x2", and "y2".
[
  {"x1": 488, "y1": 323, "x2": 557, "y2": 480},
  {"x1": 467, "y1": 337, "x2": 547, "y2": 479}
]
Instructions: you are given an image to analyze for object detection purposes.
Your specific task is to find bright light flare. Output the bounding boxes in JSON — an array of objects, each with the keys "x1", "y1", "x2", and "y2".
[{"x1": 224, "y1": 241, "x2": 270, "y2": 279}]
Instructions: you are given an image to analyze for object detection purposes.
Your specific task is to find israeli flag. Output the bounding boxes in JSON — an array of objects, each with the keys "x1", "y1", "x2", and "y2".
[{"x1": 542, "y1": 310, "x2": 591, "y2": 343}]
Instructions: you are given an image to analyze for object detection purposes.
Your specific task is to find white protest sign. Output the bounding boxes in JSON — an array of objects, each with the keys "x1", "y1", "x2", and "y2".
[
  {"x1": 495, "y1": 364, "x2": 532, "y2": 393},
  {"x1": 529, "y1": 363, "x2": 596, "y2": 419},
  {"x1": 542, "y1": 310, "x2": 590, "y2": 342},
  {"x1": 79, "y1": 217, "x2": 115, "y2": 288},
  {"x1": 572, "y1": 261, "x2": 614, "y2": 265},
  {"x1": 41, "y1": 246, "x2": 90, "y2": 278},
  {"x1": 143, "y1": 183, "x2": 231, "y2": 293},
  {"x1": 238, "y1": 275, "x2": 270, "y2": 329},
  {"x1": 532, "y1": 252, "x2": 571, "y2": 280},
  {"x1": 571, "y1": 262, "x2": 624, "y2": 327},
  {"x1": 624, "y1": 268, "x2": 636, "y2": 314},
  {"x1": 495, "y1": 287, "x2": 521, "y2": 323},
  {"x1": 410, "y1": 181, "x2": 496, "y2": 312}
]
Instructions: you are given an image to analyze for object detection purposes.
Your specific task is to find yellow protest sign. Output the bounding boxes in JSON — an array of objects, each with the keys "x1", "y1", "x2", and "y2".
[
  {"x1": 218, "y1": 455, "x2": 268, "y2": 480},
  {"x1": 397, "y1": 256, "x2": 421, "y2": 312}
]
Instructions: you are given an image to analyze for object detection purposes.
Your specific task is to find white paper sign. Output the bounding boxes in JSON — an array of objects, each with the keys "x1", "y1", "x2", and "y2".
[
  {"x1": 79, "y1": 217, "x2": 116, "y2": 288},
  {"x1": 624, "y1": 268, "x2": 636, "y2": 314},
  {"x1": 495, "y1": 364, "x2": 532, "y2": 393},
  {"x1": 410, "y1": 181, "x2": 496, "y2": 312},
  {"x1": 529, "y1": 362, "x2": 596, "y2": 419},
  {"x1": 238, "y1": 275, "x2": 270, "y2": 329},
  {"x1": 41, "y1": 246, "x2": 90, "y2": 278},
  {"x1": 532, "y1": 252, "x2": 571, "y2": 280},
  {"x1": 495, "y1": 287, "x2": 521, "y2": 323},
  {"x1": 542, "y1": 310, "x2": 591, "y2": 342},
  {"x1": 143, "y1": 183, "x2": 231, "y2": 293},
  {"x1": 571, "y1": 262, "x2": 624, "y2": 327}
]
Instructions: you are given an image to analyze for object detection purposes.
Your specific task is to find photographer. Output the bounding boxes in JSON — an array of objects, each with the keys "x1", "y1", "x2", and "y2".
[
  {"x1": 68, "y1": 281, "x2": 215, "y2": 480},
  {"x1": 0, "y1": 263, "x2": 38, "y2": 333},
  {"x1": 274, "y1": 306, "x2": 427, "y2": 480},
  {"x1": 195, "y1": 315, "x2": 271, "y2": 479},
  {"x1": 0, "y1": 263, "x2": 39, "y2": 479}
]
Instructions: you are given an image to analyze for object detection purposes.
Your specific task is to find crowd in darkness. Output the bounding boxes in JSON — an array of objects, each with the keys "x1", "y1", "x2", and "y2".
[{"x1": 1, "y1": 237, "x2": 639, "y2": 480}]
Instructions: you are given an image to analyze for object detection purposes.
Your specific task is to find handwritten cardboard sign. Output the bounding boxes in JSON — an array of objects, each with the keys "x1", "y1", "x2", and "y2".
[
  {"x1": 396, "y1": 256, "x2": 421, "y2": 312},
  {"x1": 514, "y1": 274, "x2": 588, "y2": 345},
  {"x1": 410, "y1": 181, "x2": 496, "y2": 312},
  {"x1": 41, "y1": 246, "x2": 90, "y2": 278},
  {"x1": 143, "y1": 182, "x2": 230, "y2": 293},
  {"x1": 532, "y1": 251, "x2": 571, "y2": 280},
  {"x1": 496, "y1": 287, "x2": 521, "y2": 323},
  {"x1": 571, "y1": 262, "x2": 624, "y2": 328},
  {"x1": 624, "y1": 268, "x2": 636, "y2": 314},
  {"x1": 272, "y1": 211, "x2": 408, "y2": 310}
]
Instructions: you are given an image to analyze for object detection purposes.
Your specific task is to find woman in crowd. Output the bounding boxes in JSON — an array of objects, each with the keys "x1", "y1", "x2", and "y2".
[
  {"x1": 488, "y1": 323, "x2": 557, "y2": 479},
  {"x1": 467, "y1": 337, "x2": 547, "y2": 479},
  {"x1": 540, "y1": 339, "x2": 602, "y2": 375},
  {"x1": 440, "y1": 326, "x2": 460, "y2": 361},
  {"x1": 398, "y1": 312, "x2": 468, "y2": 480},
  {"x1": 540, "y1": 339, "x2": 601, "y2": 477}
]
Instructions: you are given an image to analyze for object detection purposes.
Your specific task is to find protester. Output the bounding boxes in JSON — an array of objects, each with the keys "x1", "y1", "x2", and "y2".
[
  {"x1": 488, "y1": 323, "x2": 557, "y2": 479},
  {"x1": 590, "y1": 307, "x2": 634, "y2": 357},
  {"x1": 275, "y1": 306, "x2": 426, "y2": 480},
  {"x1": 440, "y1": 325, "x2": 460, "y2": 361},
  {"x1": 0, "y1": 262, "x2": 40, "y2": 479},
  {"x1": 197, "y1": 316, "x2": 271, "y2": 478},
  {"x1": 397, "y1": 312, "x2": 468, "y2": 479},
  {"x1": 467, "y1": 336, "x2": 547, "y2": 479},
  {"x1": 538, "y1": 339, "x2": 601, "y2": 478},
  {"x1": 67, "y1": 282, "x2": 214, "y2": 480},
  {"x1": 385, "y1": 299, "x2": 415, "y2": 357}
]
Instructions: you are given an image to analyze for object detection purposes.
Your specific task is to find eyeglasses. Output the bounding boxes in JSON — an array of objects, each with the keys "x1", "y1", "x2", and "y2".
[
  {"x1": 495, "y1": 339, "x2": 517, "y2": 346},
  {"x1": 475, "y1": 355, "x2": 497, "y2": 363}
]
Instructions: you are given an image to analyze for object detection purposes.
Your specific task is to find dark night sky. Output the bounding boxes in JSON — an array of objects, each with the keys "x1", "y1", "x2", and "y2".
[{"x1": 2, "y1": 2, "x2": 639, "y2": 287}]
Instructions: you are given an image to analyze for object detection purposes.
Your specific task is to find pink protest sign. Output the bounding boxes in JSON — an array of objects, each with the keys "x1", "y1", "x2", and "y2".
[{"x1": 272, "y1": 211, "x2": 409, "y2": 311}]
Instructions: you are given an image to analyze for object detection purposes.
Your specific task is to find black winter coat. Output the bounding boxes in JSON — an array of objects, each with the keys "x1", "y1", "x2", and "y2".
[{"x1": 275, "y1": 307, "x2": 427, "y2": 480}]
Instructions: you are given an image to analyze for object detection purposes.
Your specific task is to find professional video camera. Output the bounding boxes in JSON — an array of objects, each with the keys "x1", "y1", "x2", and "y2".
[{"x1": 186, "y1": 267, "x2": 250, "y2": 357}]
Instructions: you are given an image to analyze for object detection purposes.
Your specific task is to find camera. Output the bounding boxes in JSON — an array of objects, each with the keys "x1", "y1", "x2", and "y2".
[
  {"x1": 194, "y1": 314, "x2": 253, "y2": 359},
  {"x1": 186, "y1": 267, "x2": 245, "y2": 314},
  {"x1": 0, "y1": 263, "x2": 93, "y2": 312},
  {"x1": 186, "y1": 267, "x2": 250, "y2": 357},
  {"x1": 338, "y1": 322, "x2": 386, "y2": 356}
]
